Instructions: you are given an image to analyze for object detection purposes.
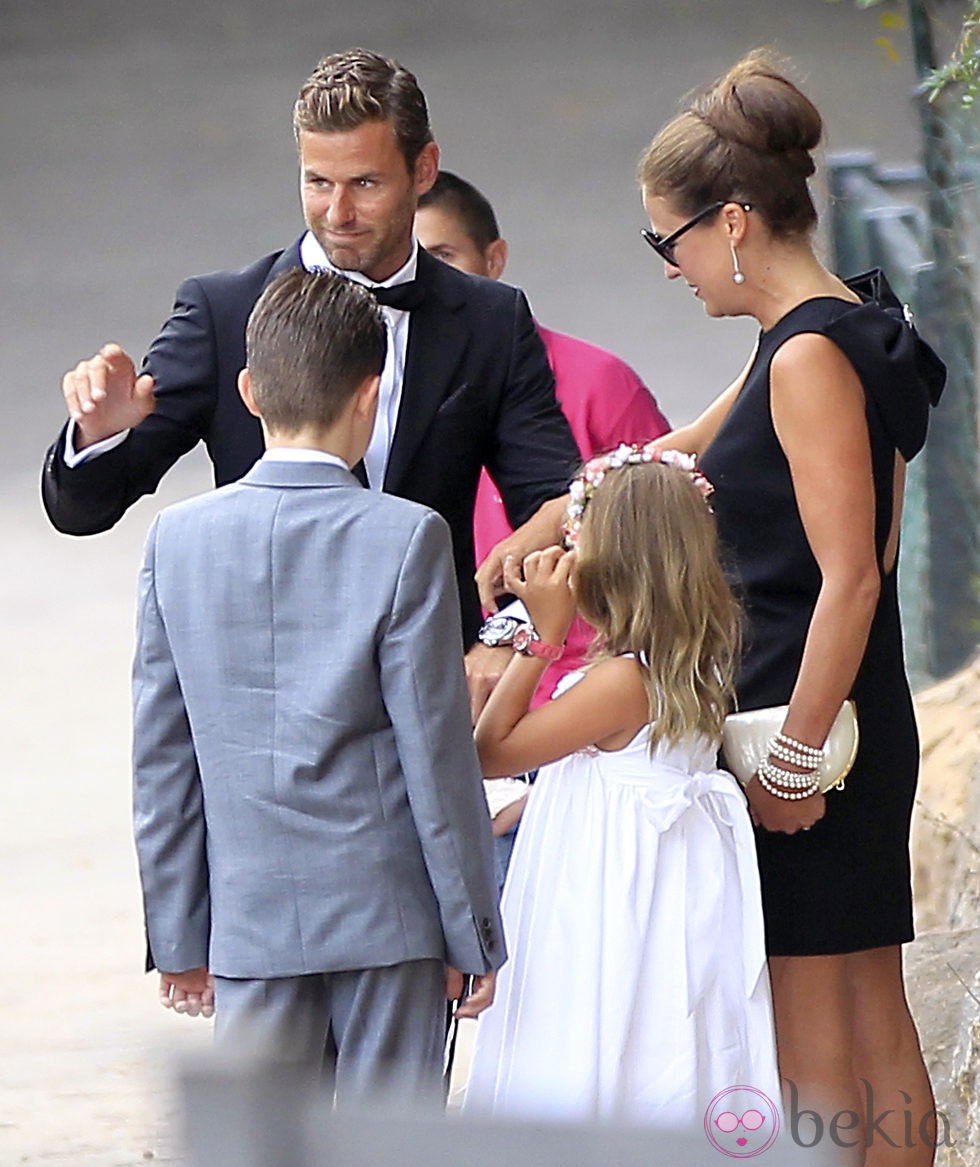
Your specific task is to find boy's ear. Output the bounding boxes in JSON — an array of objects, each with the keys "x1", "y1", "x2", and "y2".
[
  {"x1": 485, "y1": 237, "x2": 509, "y2": 280},
  {"x1": 354, "y1": 373, "x2": 381, "y2": 419},
  {"x1": 238, "y1": 368, "x2": 260, "y2": 418}
]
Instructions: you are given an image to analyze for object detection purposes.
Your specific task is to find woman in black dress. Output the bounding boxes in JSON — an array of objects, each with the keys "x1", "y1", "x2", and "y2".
[{"x1": 638, "y1": 51, "x2": 944, "y2": 1164}]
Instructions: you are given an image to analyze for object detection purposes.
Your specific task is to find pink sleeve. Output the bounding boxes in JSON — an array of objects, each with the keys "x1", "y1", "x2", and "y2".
[{"x1": 579, "y1": 362, "x2": 671, "y2": 455}]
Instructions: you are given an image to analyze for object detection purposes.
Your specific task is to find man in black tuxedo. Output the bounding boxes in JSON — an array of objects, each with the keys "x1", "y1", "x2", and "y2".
[{"x1": 42, "y1": 48, "x2": 577, "y2": 687}]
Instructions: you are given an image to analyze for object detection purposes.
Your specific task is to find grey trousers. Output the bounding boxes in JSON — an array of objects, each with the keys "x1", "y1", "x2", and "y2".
[{"x1": 213, "y1": 959, "x2": 447, "y2": 1106}]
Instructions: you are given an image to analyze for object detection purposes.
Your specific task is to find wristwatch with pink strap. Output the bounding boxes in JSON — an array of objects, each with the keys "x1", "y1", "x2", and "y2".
[{"x1": 512, "y1": 623, "x2": 564, "y2": 662}]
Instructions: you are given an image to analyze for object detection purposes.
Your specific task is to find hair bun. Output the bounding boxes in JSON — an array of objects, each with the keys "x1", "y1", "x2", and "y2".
[
  {"x1": 639, "y1": 47, "x2": 823, "y2": 238},
  {"x1": 693, "y1": 50, "x2": 821, "y2": 177}
]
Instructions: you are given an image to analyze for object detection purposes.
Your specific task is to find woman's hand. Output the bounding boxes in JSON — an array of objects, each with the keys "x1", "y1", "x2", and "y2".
[
  {"x1": 744, "y1": 778, "x2": 826, "y2": 834},
  {"x1": 475, "y1": 496, "x2": 568, "y2": 611},
  {"x1": 502, "y1": 546, "x2": 577, "y2": 647}
]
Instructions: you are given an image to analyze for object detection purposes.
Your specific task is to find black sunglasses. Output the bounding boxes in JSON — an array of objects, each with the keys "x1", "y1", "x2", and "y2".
[{"x1": 641, "y1": 201, "x2": 751, "y2": 267}]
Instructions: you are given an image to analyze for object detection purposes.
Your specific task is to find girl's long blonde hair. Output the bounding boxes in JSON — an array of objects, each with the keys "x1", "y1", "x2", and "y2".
[{"x1": 573, "y1": 461, "x2": 740, "y2": 748}]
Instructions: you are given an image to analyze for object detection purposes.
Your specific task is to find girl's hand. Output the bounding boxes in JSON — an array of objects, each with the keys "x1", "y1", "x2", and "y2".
[
  {"x1": 503, "y1": 547, "x2": 577, "y2": 646},
  {"x1": 744, "y1": 778, "x2": 826, "y2": 834},
  {"x1": 475, "y1": 496, "x2": 568, "y2": 612}
]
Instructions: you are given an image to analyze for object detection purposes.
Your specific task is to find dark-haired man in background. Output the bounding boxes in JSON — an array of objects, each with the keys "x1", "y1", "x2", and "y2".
[{"x1": 417, "y1": 170, "x2": 670, "y2": 880}]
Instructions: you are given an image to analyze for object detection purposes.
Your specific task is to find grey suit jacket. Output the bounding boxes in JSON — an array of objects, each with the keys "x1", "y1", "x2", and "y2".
[{"x1": 133, "y1": 459, "x2": 504, "y2": 980}]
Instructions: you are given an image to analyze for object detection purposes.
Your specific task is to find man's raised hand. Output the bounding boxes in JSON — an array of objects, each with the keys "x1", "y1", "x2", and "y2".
[{"x1": 63, "y1": 343, "x2": 155, "y2": 449}]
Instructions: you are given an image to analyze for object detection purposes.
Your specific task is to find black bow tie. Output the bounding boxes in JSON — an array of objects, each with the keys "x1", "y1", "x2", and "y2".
[{"x1": 369, "y1": 279, "x2": 425, "y2": 311}]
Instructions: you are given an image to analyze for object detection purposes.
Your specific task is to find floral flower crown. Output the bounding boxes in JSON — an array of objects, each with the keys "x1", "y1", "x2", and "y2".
[{"x1": 562, "y1": 442, "x2": 715, "y2": 549}]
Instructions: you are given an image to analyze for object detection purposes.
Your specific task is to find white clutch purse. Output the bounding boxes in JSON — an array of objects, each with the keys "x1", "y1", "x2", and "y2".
[{"x1": 722, "y1": 700, "x2": 859, "y2": 793}]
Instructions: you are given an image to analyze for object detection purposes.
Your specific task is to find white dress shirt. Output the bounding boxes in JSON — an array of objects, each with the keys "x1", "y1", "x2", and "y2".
[
  {"x1": 260, "y1": 447, "x2": 348, "y2": 469},
  {"x1": 300, "y1": 232, "x2": 417, "y2": 490}
]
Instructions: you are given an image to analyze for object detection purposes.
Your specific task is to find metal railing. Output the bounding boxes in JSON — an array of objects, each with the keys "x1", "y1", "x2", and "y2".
[{"x1": 826, "y1": 150, "x2": 979, "y2": 686}]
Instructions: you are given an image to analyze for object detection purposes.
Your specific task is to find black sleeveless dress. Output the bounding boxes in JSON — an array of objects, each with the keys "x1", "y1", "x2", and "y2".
[{"x1": 699, "y1": 271, "x2": 945, "y2": 956}]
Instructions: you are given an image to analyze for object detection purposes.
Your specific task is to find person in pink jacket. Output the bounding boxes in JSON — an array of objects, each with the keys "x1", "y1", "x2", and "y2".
[{"x1": 417, "y1": 171, "x2": 670, "y2": 881}]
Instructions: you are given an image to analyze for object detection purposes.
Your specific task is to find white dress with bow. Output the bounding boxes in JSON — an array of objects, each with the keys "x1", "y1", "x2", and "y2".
[{"x1": 464, "y1": 675, "x2": 781, "y2": 1128}]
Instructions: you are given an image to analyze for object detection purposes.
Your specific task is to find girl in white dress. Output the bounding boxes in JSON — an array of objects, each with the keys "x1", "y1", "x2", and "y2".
[{"x1": 465, "y1": 448, "x2": 781, "y2": 1129}]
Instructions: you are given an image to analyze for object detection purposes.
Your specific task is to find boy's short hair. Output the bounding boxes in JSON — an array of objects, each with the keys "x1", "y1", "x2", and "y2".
[
  {"x1": 418, "y1": 171, "x2": 501, "y2": 251},
  {"x1": 245, "y1": 268, "x2": 387, "y2": 434}
]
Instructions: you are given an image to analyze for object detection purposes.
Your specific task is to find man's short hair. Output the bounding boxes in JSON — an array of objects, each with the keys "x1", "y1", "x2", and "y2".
[
  {"x1": 417, "y1": 171, "x2": 501, "y2": 251},
  {"x1": 245, "y1": 269, "x2": 386, "y2": 434},
  {"x1": 293, "y1": 48, "x2": 433, "y2": 171}
]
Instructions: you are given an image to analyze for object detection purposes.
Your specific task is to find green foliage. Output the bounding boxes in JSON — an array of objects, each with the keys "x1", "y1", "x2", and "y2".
[
  {"x1": 824, "y1": 0, "x2": 980, "y2": 106},
  {"x1": 921, "y1": 0, "x2": 980, "y2": 107}
]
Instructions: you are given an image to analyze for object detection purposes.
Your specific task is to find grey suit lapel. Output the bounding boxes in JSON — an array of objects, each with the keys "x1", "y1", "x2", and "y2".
[{"x1": 383, "y1": 248, "x2": 469, "y2": 492}]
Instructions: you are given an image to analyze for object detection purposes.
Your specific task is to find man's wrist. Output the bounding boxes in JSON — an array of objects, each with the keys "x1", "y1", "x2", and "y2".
[
  {"x1": 477, "y1": 612, "x2": 523, "y2": 647},
  {"x1": 63, "y1": 419, "x2": 130, "y2": 467}
]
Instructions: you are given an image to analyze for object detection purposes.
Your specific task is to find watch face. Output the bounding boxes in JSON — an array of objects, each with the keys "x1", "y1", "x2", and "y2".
[
  {"x1": 513, "y1": 625, "x2": 563, "y2": 661},
  {"x1": 512, "y1": 625, "x2": 533, "y2": 654},
  {"x1": 479, "y1": 615, "x2": 521, "y2": 647}
]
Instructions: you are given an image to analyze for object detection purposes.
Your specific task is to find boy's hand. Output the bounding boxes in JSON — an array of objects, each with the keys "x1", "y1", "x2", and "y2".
[
  {"x1": 159, "y1": 968, "x2": 215, "y2": 1018},
  {"x1": 502, "y1": 547, "x2": 577, "y2": 647},
  {"x1": 446, "y1": 967, "x2": 497, "y2": 1019}
]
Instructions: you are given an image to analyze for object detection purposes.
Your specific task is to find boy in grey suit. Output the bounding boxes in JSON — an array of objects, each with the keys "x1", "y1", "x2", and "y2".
[{"x1": 133, "y1": 267, "x2": 504, "y2": 1102}]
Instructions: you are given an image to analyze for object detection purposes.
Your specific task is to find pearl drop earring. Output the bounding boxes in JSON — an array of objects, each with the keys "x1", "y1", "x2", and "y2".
[{"x1": 731, "y1": 245, "x2": 745, "y2": 285}]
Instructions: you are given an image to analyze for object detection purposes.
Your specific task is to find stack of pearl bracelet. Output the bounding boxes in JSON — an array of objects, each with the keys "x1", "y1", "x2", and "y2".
[
  {"x1": 771, "y1": 733, "x2": 824, "y2": 769},
  {"x1": 755, "y1": 731, "x2": 825, "y2": 800}
]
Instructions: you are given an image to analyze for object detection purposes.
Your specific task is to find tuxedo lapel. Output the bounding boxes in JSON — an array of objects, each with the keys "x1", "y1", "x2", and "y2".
[
  {"x1": 263, "y1": 240, "x2": 304, "y2": 289},
  {"x1": 383, "y1": 248, "x2": 469, "y2": 492}
]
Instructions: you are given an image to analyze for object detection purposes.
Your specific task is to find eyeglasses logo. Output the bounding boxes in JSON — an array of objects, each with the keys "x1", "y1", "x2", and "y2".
[{"x1": 704, "y1": 1086, "x2": 781, "y2": 1158}]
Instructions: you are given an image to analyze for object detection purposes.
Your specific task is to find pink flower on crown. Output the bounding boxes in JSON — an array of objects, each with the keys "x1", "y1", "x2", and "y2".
[{"x1": 561, "y1": 442, "x2": 714, "y2": 548}]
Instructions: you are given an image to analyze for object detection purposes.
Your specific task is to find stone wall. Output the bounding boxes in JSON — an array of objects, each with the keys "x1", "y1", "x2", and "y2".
[
  {"x1": 911, "y1": 658, "x2": 980, "y2": 933},
  {"x1": 906, "y1": 655, "x2": 980, "y2": 1167}
]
